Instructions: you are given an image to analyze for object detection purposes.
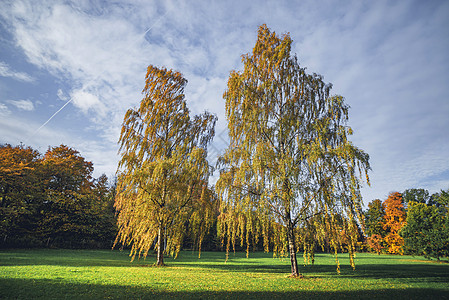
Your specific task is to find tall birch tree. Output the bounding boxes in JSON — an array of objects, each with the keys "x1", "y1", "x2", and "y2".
[
  {"x1": 216, "y1": 25, "x2": 370, "y2": 277},
  {"x1": 115, "y1": 66, "x2": 216, "y2": 265}
]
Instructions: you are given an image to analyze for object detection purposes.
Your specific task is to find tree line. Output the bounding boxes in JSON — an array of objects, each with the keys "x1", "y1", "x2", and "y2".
[
  {"x1": 0, "y1": 144, "x2": 117, "y2": 248},
  {"x1": 3, "y1": 142, "x2": 447, "y2": 262},
  {"x1": 364, "y1": 189, "x2": 449, "y2": 260}
]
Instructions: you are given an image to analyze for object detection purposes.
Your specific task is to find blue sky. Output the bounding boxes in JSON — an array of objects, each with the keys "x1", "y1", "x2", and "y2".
[{"x1": 0, "y1": 0, "x2": 448, "y2": 204}]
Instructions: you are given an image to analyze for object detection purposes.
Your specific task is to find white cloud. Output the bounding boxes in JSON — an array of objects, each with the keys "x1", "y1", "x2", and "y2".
[
  {"x1": 0, "y1": 0, "x2": 448, "y2": 202},
  {"x1": 6, "y1": 99, "x2": 34, "y2": 111},
  {"x1": 0, "y1": 61, "x2": 35, "y2": 82},
  {"x1": 70, "y1": 89, "x2": 103, "y2": 114},
  {"x1": 0, "y1": 113, "x2": 67, "y2": 148},
  {"x1": 0, "y1": 103, "x2": 11, "y2": 116},
  {"x1": 57, "y1": 89, "x2": 68, "y2": 101},
  {"x1": 2, "y1": 1, "x2": 151, "y2": 115}
]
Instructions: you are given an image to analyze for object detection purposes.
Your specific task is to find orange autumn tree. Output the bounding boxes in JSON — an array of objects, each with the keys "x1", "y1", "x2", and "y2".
[
  {"x1": 0, "y1": 144, "x2": 42, "y2": 245},
  {"x1": 382, "y1": 192, "x2": 406, "y2": 254}
]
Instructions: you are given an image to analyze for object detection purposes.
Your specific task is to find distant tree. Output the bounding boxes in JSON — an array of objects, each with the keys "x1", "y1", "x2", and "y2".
[
  {"x1": 115, "y1": 65, "x2": 216, "y2": 265},
  {"x1": 1, "y1": 144, "x2": 117, "y2": 248},
  {"x1": 216, "y1": 24, "x2": 370, "y2": 277},
  {"x1": 429, "y1": 189, "x2": 449, "y2": 208},
  {"x1": 89, "y1": 174, "x2": 118, "y2": 247},
  {"x1": 400, "y1": 201, "x2": 449, "y2": 260},
  {"x1": 367, "y1": 234, "x2": 384, "y2": 255},
  {"x1": 436, "y1": 189, "x2": 449, "y2": 207},
  {"x1": 39, "y1": 145, "x2": 111, "y2": 248},
  {"x1": 402, "y1": 188, "x2": 430, "y2": 208},
  {"x1": 364, "y1": 199, "x2": 387, "y2": 254},
  {"x1": 382, "y1": 192, "x2": 406, "y2": 254},
  {"x1": 364, "y1": 199, "x2": 386, "y2": 236},
  {"x1": 39, "y1": 145, "x2": 91, "y2": 245},
  {"x1": 0, "y1": 144, "x2": 42, "y2": 246}
]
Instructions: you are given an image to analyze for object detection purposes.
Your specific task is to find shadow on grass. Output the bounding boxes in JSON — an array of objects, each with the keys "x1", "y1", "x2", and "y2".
[
  {"x1": 172, "y1": 261, "x2": 449, "y2": 282},
  {"x1": 300, "y1": 263, "x2": 449, "y2": 280},
  {"x1": 1, "y1": 278, "x2": 448, "y2": 300},
  {"x1": 173, "y1": 252, "x2": 449, "y2": 279},
  {"x1": 0, "y1": 249, "x2": 135, "y2": 268},
  {"x1": 2, "y1": 250, "x2": 449, "y2": 281}
]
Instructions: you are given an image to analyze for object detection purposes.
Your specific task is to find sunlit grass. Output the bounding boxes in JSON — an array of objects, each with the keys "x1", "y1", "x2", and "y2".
[{"x1": 0, "y1": 249, "x2": 448, "y2": 299}]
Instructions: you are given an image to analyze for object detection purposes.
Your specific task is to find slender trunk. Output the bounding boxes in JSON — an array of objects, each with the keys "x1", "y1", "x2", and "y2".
[
  {"x1": 157, "y1": 178, "x2": 167, "y2": 266},
  {"x1": 287, "y1": 223, "x2": 301, "y2": 277},
  {"x1": 282, "y1": 177, "x2": 302, "y2": 277},
  {"x1": 156, "y1": 225, "x2": 164, "y2": 266}
]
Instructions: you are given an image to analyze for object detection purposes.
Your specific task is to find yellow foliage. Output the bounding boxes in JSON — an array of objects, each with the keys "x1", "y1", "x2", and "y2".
[
  {"x1": 115, "y1": 65, "x2": 217, "y2": 264},
  {"x1": 216, "y1": 24, "x2": 370, "y2": 276}
]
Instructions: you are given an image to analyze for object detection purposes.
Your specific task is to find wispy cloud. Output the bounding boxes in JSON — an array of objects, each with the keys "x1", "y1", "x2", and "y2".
[
  {"x1": 0, "y1": 103, "x2": 11, "y2": 116},
  {"x1": 0, "y1": 61, "x2": 35, "y2": 82},
  {"x1": 0, "y1": 1, "x2": 157, "y2": 142},
  {"x1": 6, "y1": 99, "x2": 34, "y2": 111},
  {"x1": 0, "y1": 0, "x2": 448, "y2": 201},
  {"x1": 56, "y1": 89, "x2": 68, "y2": 101}
]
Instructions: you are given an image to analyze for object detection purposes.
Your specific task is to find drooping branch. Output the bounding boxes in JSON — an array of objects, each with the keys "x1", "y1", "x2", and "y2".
[
  {"x1": 217, "y1": 24, "x2": 370, "y2": 277},
  {"x1": 115, "y1": 65, "x2": 217, "y2": 262}
]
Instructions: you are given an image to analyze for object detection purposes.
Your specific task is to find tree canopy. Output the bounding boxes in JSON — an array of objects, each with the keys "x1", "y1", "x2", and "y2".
[
  {"x1": 382, "y1": 192, "x2": 406, "y2": 254},
  {"x1": 0, "y1": 144, "x2": 116, "y2": 248},
  {"x1": 402, "y1": 188, "x2": 430, "y2": 208},
  {"x1": 364, "y1": 199, "x2": 387, "y2": 254},
  {"x1": 400, "y1": 201, "x2": 449, "y2": 260},
  {"x1": 115, "y1": 65, "x2": 217, "y2": 265},
  {"x1": 0, "y1": 144, "x2": 42, "y2": 245},
  {"x1": 364, "y1": 199, "x2": 386, "y2": 237},
  {"x1": 216, "y1": 24, "x2": 370, "y2": 277}
]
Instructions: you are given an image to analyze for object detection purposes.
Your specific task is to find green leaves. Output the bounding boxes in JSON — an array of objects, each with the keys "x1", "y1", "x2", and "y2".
[{"x1": 400, "y1": 199, "x2": 449, "y2": 260}]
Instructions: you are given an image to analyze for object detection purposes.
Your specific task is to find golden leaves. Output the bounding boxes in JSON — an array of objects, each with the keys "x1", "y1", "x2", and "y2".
[
  {"x1": 382, "y1": 192, "x2": 406, "y2": 254},
  {"x1": 115, "y1": 65, "x2": 217, "y2": 262},
  {"x1": 217, "y1": 24, "x2": 370, "y2": 274}
]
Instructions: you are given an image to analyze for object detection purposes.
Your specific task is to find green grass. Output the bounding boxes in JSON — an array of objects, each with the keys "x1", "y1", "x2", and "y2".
[{"x1": 0, "y1": 249, "x2": 448, "y2": 299}]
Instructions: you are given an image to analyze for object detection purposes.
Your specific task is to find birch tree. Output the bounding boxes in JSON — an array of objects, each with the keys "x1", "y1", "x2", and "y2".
[
  {"x1": 115, "y1": 65, "x2": 216, "y2": 265},
  {"x1": 216, "y1": 25, "x2": 370, "y2": 277}
]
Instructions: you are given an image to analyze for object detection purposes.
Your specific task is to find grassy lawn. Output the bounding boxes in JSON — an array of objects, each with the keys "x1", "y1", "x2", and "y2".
[{"x1": 0, "y1": 249, "x2": 448, "y2": 299}]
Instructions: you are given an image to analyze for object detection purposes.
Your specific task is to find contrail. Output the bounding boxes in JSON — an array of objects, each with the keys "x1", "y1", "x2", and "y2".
[
  {"x1": 32, "y1": 98, "x2": 73, "y2": 136},
  {"x1": 30, "y1": 8, "x2": 169, "y2": 138},
  {"x1": 143, "y1": 9, "x2": 169, "y2": 37}
]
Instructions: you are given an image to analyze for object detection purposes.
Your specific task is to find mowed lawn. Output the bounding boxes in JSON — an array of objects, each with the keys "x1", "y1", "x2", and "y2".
[{"x1": 0, "y1": 249, "x2": 448, "y2": 299}]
